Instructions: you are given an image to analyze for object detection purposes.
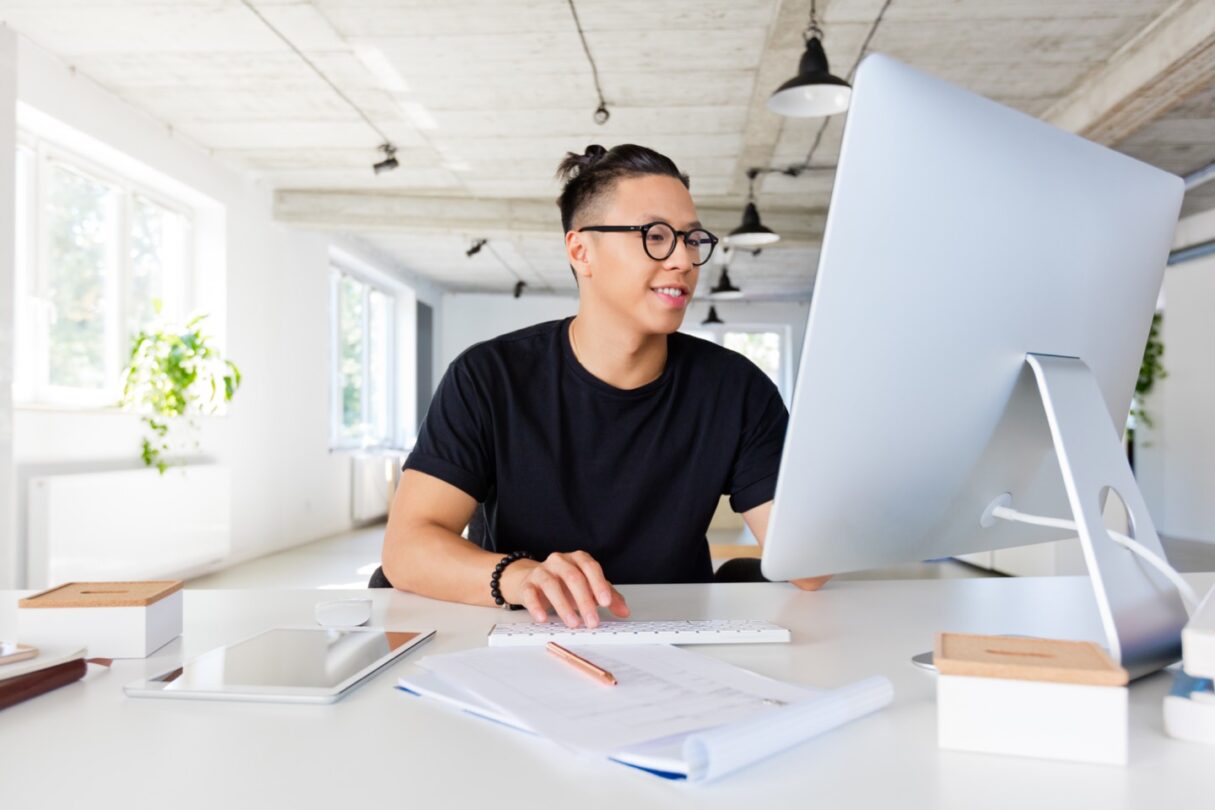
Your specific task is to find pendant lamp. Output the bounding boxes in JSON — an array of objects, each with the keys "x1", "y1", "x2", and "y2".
[
  {"x1": 709, "y1": 268, "x2": 743, "y2": 300},
  {"x1": 726, "y1": 169, "x2": 780, "y2": 248},
  {"x1": 767, "y1": 1, "x2": 851, "y2": 118}
]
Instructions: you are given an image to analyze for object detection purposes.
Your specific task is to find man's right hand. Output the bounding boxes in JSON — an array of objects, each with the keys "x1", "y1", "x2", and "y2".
[{"x1": 500, "y1": 551, "x2": 630, "y2": 629}]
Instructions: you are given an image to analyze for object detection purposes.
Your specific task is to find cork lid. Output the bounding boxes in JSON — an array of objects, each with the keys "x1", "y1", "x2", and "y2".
[
  {"x1": 934, "y1": 633, "x2": 1128, "y2": 686},
  {"x1": 18, "y1": 581, "x2": 183, "y2": 609}
]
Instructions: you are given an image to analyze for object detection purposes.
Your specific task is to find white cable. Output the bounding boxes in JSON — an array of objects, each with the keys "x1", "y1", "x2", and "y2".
[{"x1": 991, "y1": 505, "x2": 1199, "y2": 614}]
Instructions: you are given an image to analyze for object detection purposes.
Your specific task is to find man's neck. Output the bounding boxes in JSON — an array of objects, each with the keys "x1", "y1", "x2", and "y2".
[{"x1": 569, "y1": 310, "x2": 668, "y2": 390}]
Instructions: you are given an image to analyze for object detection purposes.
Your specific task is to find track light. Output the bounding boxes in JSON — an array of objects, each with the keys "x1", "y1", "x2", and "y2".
[
  {"x1": 513, "y1": 280, "x2": 527, "y2": 298},
  {"x1": 767, "y1": 1, "x2": 851, "y2": 118},
  {"x1": 466, "y1": 238, "x2": 487, "y2": 258},
  {"x1": 709, "y1": 268, "x2": 743, "y2": 300},
  {"x1": 701, "y1": 306, "x2": 724, "y2": 326},
  {"x1": 726, "y1": 170, "x2": 780, "y2": 248},
  {"x1": 373, "y1": 143, "x2": 399, "y2": 174}
]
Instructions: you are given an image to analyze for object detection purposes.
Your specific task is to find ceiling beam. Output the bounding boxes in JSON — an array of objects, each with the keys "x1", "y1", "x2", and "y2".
[
  {"x1": 729, "y1": 0, "x2": 809, "y2": 196},
  {"x1": 1044, "y1": 0, "x2": 1215, "y2": 145},
  {"x1": 273, "y1": 189, "x2": 828, "y2": 246}
]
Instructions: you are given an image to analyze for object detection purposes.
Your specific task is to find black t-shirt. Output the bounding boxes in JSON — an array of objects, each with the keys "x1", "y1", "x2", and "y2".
[{"x1": 403, "y1": 317, "x2": 788, "y2": 584}]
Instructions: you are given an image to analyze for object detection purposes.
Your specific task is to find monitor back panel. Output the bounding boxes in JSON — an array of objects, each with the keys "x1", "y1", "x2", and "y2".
[{"x1": 763, "y1": 55, "x2": 1183, "y2": 580}]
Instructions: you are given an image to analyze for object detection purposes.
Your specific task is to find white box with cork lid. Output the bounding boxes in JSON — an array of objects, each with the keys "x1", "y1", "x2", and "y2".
[
  {"x1": 18, "y1": 581, "x2": 184, "y2": 659},
  {"x1": 935, "y1": 632, "x2": 1129, "y2": 765}
]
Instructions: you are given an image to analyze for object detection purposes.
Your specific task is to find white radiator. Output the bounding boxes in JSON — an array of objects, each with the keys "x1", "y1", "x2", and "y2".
[
  {"x1": 27, "y1": 465, "x2": 231, "y2": 588},
  {"x1": 351, "y1": 454, "x2": 404, "y2": 523}
]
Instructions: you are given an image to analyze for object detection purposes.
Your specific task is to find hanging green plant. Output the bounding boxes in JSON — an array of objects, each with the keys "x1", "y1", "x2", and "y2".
[
  {"x1": 1129, "y1": 311, "x2": 1166, "y2": 431},
  {"x1": 118, "y1": 312, "x2": 242, "y2": 473}
]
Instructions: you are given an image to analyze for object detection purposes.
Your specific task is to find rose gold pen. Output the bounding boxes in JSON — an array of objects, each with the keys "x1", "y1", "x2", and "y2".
[{"x1": 546, "y1": 641, "x2": 618, "y2": 686}]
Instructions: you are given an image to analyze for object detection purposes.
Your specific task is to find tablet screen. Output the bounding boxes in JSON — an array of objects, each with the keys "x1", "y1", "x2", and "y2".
[{"x1": 151, "y1": 628, "x2": 425, "y2": 692}]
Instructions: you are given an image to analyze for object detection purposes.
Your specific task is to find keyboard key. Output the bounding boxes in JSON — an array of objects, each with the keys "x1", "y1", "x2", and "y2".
[{"x1": 487, "y1": 619, "x2": 791, "y2": 646}]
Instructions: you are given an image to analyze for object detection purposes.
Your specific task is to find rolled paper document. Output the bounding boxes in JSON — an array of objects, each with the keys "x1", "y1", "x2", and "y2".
[{"x1": 682, "y1": 675, "x2": 894, "y2": 783}]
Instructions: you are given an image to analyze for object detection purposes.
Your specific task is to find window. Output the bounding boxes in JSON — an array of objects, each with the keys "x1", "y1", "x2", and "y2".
[
  {"x1": 332, "y1": 268, "x2": 396, "y2": 448},
  {"x1": 684, "y1": 326, "x2": 791, "y2": 401},
  {"x1": 13, "y1": 135, "x2": 193, "y2": 406}
]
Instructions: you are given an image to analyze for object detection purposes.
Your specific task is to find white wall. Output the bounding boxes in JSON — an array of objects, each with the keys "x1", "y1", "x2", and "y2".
[
  {"x1": 1135, "y1": 207, "x2": 1215, "y2": 543},
  {"x1": 0, "y1": 28, "x2": 16, "y2": 587},
  {"x1": 439, "y1": 293, "x2": 576, "y2": 373},
  {"x1": 438, "y1": 293, "x2": 810, "y2": 391},
  {"x1": 5, "y1": 36, "x2": 440, "y2": 585}
]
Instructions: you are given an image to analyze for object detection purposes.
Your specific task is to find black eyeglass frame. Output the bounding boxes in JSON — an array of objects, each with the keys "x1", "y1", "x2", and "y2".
[{"x1": 577, "y1": 222, "x2": 719, "y2": 266}]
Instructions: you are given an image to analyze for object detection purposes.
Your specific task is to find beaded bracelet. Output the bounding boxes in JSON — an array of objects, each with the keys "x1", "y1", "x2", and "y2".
[{"x1": 490, "y1": 550, "x2": 534, "y2": 610}]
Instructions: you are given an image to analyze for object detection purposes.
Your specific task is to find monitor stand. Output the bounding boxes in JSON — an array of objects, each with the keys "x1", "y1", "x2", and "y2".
[
  {"x1": 1022, "y1": 353, "x2": 1186, "y2": 680},
  {"x1": 913, "y1": 354, "x2": 1187, "y2": 679}
]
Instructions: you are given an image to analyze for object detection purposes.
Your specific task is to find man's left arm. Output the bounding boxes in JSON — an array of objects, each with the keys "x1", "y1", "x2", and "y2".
[{"x1": 743, "y1": 501, "x2": 832, "y2": 591}]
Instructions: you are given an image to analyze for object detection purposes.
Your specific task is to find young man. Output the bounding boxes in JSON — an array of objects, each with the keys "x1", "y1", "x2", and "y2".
[{"x1": 380, "y1": 144, "x2": 828, "y2": 628}]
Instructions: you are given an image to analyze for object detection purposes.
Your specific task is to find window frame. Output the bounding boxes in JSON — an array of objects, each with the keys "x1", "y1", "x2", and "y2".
[
  {"x1": 329, "y1": 261, "x2": 399, "y2": 451},
  {"x1": 14, "y1": 130, "x2": 196, "y2": 409}
]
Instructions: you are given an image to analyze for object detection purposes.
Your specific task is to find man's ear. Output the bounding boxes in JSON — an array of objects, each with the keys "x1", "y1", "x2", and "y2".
[{"x1": 565, "y1": 230, "x2": 592, "y2": 281}]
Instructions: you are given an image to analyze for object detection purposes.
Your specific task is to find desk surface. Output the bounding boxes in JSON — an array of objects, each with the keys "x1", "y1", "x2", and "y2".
[{"x1": 2, "y1": 576, "x2": 1214, "y2": 809}]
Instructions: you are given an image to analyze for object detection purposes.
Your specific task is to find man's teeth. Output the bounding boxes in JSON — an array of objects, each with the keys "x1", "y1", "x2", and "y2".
[{"x1": 654, "y1": 287, "x2": 685, "y2": 297}]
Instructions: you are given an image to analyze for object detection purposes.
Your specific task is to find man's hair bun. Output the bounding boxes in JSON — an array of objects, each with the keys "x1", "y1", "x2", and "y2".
[{"x1": 556, "y1": 144, "x2": 608, "y2": 183}]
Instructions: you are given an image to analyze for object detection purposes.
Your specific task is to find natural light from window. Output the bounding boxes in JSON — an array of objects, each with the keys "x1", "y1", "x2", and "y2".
[
  {"x1": 14, "y1": 135, "x2": 193, "y2": 407},
  {"x1": 333, "y1": 268, "x2": 396, "y2": 449}
]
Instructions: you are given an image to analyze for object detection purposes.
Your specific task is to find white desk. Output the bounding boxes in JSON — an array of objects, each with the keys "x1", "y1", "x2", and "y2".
[{"x1": 2, "y1": 576, "x2": 1213, "y2": 808}]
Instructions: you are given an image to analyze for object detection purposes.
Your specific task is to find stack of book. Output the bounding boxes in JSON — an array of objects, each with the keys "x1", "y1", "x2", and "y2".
[{"x1": 0, "y1": 644, "x2": 90, "y2": 711}]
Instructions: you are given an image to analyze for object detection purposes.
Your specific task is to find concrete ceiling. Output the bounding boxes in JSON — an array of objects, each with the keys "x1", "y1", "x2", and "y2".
[
  {"x1": 1117, "y1": 80, "x2": 1215, "y2": 217},
  {"x1": 1, "y1": 0, "x2": 1213, "y2": 297}
]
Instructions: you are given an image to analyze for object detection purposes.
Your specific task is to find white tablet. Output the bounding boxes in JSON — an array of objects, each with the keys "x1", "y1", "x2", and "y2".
[{"x1": 124, "y1": 626, "x2": 434, "y2": 704}]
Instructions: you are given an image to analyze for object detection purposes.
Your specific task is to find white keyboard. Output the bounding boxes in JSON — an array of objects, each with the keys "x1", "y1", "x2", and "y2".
[{"x1": 487, "y1": 619, "x2": 791, "y2": 646}]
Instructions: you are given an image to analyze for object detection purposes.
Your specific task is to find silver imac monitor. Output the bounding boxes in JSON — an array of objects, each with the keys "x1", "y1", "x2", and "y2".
[{"x1": 761, "y1": 54, "x2": 1188, "y2": 679}]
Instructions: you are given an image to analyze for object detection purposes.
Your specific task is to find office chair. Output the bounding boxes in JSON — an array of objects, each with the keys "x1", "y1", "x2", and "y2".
[{"x1": 713, "y1": 557, "x2": 768, "y2": 582}]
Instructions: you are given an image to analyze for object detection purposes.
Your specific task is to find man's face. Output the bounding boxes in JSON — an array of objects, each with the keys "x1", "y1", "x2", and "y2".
[{"x1": 569, "y1": 174, "x2": 704, "y2": 335}]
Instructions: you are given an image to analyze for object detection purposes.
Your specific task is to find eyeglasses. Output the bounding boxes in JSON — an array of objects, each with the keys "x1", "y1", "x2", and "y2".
[{"x1": 578, "y1": 222, "x2": 719, "y2": 266}]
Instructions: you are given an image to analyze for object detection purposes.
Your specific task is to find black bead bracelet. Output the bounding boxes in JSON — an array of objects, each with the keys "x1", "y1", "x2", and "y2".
[{"x1": 491, "y1": 550, "x2": 534, "y2": 610}]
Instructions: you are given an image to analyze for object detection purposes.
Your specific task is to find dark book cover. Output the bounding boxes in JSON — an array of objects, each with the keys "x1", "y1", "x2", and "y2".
[{"x1": 0, "y1": 657, "x2": 87, "y2": 711}]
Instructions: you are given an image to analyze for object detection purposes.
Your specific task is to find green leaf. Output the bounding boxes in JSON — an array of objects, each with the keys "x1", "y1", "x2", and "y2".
[
  {"x1": 1132, "y1": 311, "x2": 1166, "y2": 429},
  {"x1": 119, "y1": 312, "x2": 241, "y2": 469}
]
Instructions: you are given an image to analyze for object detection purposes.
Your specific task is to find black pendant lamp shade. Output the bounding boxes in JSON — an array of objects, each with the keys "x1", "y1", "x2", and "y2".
[
  {"x1": 767, "y1": 35, "x2": 851, "y2": 118},
  {"x1": 709, "y1": 268, "x2": 743, "y2": 300},
  {"x1": 701, "y1": 306, "x2": 724, "y2": 326},
  {"x1": 726, "y1": 201, "x2": 780, "y2": 248}
]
